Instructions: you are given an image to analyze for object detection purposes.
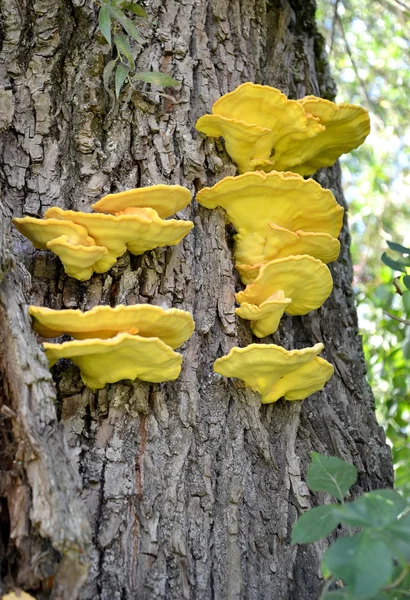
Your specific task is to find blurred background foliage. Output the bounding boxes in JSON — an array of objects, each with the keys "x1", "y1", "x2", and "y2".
[{"x1": 316, "y1": 0, "x2": 410, "y2": 496}]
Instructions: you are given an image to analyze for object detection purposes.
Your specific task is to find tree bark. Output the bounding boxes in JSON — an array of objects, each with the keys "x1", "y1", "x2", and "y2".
[{"x1": 0, "y1": 1, "x2": 393, "y2": 599}]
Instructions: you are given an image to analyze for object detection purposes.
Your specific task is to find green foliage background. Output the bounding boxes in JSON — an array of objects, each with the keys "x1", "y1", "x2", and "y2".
[{"x1": 316, "y1": 0, "x2": 410, "y2": 496}]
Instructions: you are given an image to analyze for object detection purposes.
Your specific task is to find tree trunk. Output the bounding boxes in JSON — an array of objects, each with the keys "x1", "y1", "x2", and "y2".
[{"x1": 0, "y1": 0, "x2": 393, "y2": 599}]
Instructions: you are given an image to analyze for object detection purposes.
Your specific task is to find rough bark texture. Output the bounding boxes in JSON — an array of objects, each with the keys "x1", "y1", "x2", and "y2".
[{"x1": 0, "y1": 1, "x2": 393, "y2": 599}]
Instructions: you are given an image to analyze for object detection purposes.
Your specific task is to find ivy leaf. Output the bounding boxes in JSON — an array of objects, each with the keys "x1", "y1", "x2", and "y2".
[
  {"x1": 99, "y1": 3, "x2": 112, "y2": 45},
  {"x1": 322, "y1": 533, "x2": 394, "y2": 600},
  {"x1": 386, "y1": 240, "x2": 410, "y2": 255},
  {"x1": 114, "y1": 34, "x2": 134, "y2": 69},
  {"x1": 115, "y1": 63, "x2": 130, "y2": 98},
  {"x1": 381, "y1": 252, "x2": 409, "y2": 273},
  {"x1": 291, "y1": 504, "x2": 341, "y2": 544},
  {"x1": 108, "y1": 5, "x2": 144, "y2": 44},
  {"x1": 133, "y1": 71, "x2": 180, "y2": 87},
  {"x1": 307, "y1": 452, "x2": 357, "y2": 501},
  {"x1": 103, "y1": 59, "x2": 117, "y2": 100}
]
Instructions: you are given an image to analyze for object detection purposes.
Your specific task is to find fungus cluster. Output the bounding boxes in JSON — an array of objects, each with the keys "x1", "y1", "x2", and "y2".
[
  {"x1": 22, "y1": 82, "x2": 367, "y2": 401},
  {"x1": 29, "y1": 304, "x2": 195, "y2": 390},
  {"x1": 196, "y1": 82, "x2": 370, "y2": 175},
  {"x1": 13, "y1": 185, "x2": 193, "y2": 281},
  {"x1": 195, "y1": 82, "x2": 370, "y2": 403}
]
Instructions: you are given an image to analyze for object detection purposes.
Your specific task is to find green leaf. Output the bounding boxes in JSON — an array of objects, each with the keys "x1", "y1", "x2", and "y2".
[
  {"x1": 381, "y1": 252, "x2": 409, "y2": 273},
  {"x1": 114, "y1": 33, "x2": 134, "y2": 69},
  {"x1": 386, "y1": 240, "x2": 410, "y2": 255},
  {"x1": 402, "y1": 290, "x2": 410, "y2": 314},
  {"x1": 292, "y1": 504, "x2": 341, "y2": 544},
  {"x1": 115, "y1": 63, "x2": 130, "y2": 98},
  {"x1": 334, "y1": 489, "x2": 408, "y2": 529},
  {"x1": 99, "y1": 4, "x2": 112, "y2": 45},
  {"x1": 133, "y1": 71, "x2": 180, "y2": 87},
  {"x1": 307, "y1": 452, "x2": 357, "y2": 501},
  {"x1": 403, "y1": 275, "x2": 410, "y2": 290},
  {"x1": 322, "y1": 533, "x2": 394, "y2": 600},
  {"x1": 108, "y1": 5, "x2": 144, "y2": 44},
  {"x1": 122, "y1": 2, "x2": 148, "y2": 17},
  {"x1": 103, "y1": 59, "x2": 117, "y2": 99},
  {"x1": 383, "y1": 513, "x2": 410, "y2": 563}
]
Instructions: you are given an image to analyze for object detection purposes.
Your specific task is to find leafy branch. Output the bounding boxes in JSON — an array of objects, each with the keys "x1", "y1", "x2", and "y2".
[
  {"x1": 96, "y1": 0, "x2": 180, "y2": 100},
  {"x1": 292, "y1": 452, "x2": 410, "y2": 600}
]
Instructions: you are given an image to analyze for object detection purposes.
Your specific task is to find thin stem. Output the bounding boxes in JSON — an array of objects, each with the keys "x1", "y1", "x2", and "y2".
[
  {"x1": 383, "y1": 566, "x2": 410, "y2": 590},
  {"x1": 319, "y1": 578, "x2": 337, "y2": 600},
  {"x1": 383, "y1": 311, "x2": 410, "y2": 327},
  {"x1": 336, "y1": 13, "x2": 372, "y2": 111},
  {"x1": 328, "y1": 0, "x2": 340, "y2": 54}
]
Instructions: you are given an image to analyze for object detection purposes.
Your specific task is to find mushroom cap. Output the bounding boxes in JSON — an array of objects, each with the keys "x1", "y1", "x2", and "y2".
[
  {"x1": 29, "y1": 304, "x2": 195, "y2": 349},
  {"x1": 45, "y1": 207, "x2": 193, "y2": 260},
  {"x1": 195, "y1": 82, "x2": 323, "y2": 174},
  {"x1": 213, "y1": 342, "x2": 333, "y2": 403},
  {"x1": 235, "y1": 290, "x2": 292, "y2": 338},
  {"x1": 234, "y1": 226, "x2": 340, "y2": 277},
  {"x1": 12, "y1": 217, "x2": 93, "y2": 249},
  {"x1": 47, "y1": 235, "x2": 112, "y2": 281},
  {"x1": 235, "y1": 255, "x2": 333, "y2": 336},
  {"x1": 196, "y1": 171, "x2": 343, "y2": 239},
  {"x1": 236, "y1": 255, "x2": 333, "y2": 315},
  {"x1": 91, "y1": 185, "x2": 192, "y2": 219},
  {"x1": 276, "y1": 97, "x2": 370, "y2": 175},
  {"x1": 44, "y1": 332, "x2": 183, "y2": 390}
]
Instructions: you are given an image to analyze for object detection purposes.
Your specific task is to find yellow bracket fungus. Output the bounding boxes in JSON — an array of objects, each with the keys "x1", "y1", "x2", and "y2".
[
  {"x1": 13, "y1": 216, "x2": 94, "y2": 249},
  {"x1": 45, "y1": 207, "x2": 193, "y2": 266},
  {"x1": 283, "y1": 97, "x2": 371, "y2": 176},
  {"x1": 195, "y1": 82, "x2": 369, "y2": 175},
  {"x1": 196, "y1": 171, "x2": 343, "y2": 238},
  {"x1": 196, "y1": 82, "x2": 323, "y2": 174},
  {"x1": 213, "y1": 342, "x2": 334, "y2": 403},
  {"x1": 196, "y1": 171, "x2": 343, "y2": 281},
  {"x1": 44, "y1": 333, "x2": 183, "y2": 390},
  {"x1": 29, "y1": 304, "x2": 195, "y2": 349},
  {"x1": 234, "y1": 227, "x2": 340, "y2": 283},
  {"x1": 47, "y1": 235, "x2": 112, "y2": 281},
  {"x1": 12, "y1": 217, "x2": 110, "y2": 281},
  {"x1": 92, "y1": 184, "x2": 192, "y2": 218},
  {"x1": 235, "y1": 255, "x2": 333, "y2": 337}
]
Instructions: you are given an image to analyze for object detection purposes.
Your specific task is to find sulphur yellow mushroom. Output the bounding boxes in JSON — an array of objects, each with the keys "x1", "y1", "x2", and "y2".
[
  {"x1": 235, "y1": 255, "x2": 333, "y2": 337},
  {"x1": 47, "y1": 235, "x2": 113, "y2": 281},
  {"x1": 12, "y1": 217, "x2": 110, "y2": 281},
  {"x1": 196, "y1": 82, "x2": 323, "y2": 174},
  {"x1": 196, "y1": 171, "x2": 343, "y2": 280},
  {"x1": 195, "y1": 82, "x2": 369, "y2": 175},
  {"x1": 234, "y1": 226, "x2": 341, "y2": 283},
  {"x1": 44, "y1": 332, "x2": 183, "y2": 390},
  {"x1": 214, "y1": 342, "x2": 334, "y2": 403},
  {"x1": 13, "y1": 216, "x2": 93, "y2": 249},
  {"x1": 281, "y1": 96, "x2": 371, "y2": 176},
  {"x1": 92, "y1": 184, "x2": 192, "y2": 218},
  {"x1": 45, "y1": 207, "x2": 193, "y2": 267},
  {"x1": 29, "y1": 304, "x2": 195, "y2": 349}
]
